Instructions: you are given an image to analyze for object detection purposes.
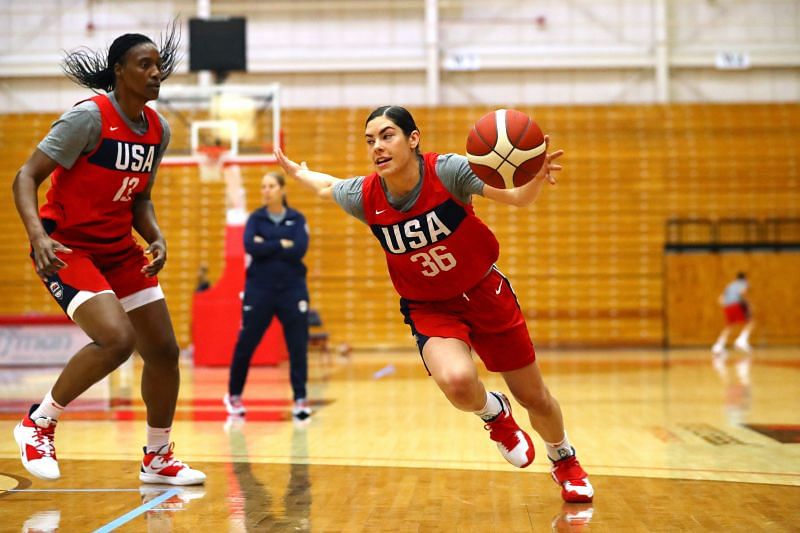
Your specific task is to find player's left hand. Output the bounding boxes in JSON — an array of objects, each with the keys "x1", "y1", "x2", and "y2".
[
  {"x1": 142, "y1": 238, "x2": 167, "y2": 277},
  {"x1": 534, "y1": 135, "x2": 564, "y2": 185}
]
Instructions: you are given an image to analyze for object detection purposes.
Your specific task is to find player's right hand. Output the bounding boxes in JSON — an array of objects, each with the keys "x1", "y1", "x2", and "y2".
[{"x1": 30, "y1": 235, "x2": 72, "y2": 281}]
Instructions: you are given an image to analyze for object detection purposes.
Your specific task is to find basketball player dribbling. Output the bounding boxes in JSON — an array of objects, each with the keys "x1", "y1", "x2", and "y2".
[
  {"x1": 11, "y1": 26, "x2": 205, "y2": 485},
  {"x1": 712, "y1": 271, "x2": 754, "y2": 357},
  {"x1": 275, "y1": 105, "x2": 593, "y2": 503}
]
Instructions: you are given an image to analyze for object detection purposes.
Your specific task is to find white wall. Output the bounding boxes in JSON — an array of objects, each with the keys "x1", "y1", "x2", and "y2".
[{"x1": 0, "y1": 0, "x2": 798, "y2": 112}]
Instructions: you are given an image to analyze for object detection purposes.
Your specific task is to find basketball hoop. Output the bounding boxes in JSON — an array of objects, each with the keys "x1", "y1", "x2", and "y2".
[{"x1": 197, "y1": 145, "x2": 227, "y2": 182}]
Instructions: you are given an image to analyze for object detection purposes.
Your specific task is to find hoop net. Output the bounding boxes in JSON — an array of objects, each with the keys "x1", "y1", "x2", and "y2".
[{"x1": 197, "y1": 145, "x2": 227, "y2": 182}]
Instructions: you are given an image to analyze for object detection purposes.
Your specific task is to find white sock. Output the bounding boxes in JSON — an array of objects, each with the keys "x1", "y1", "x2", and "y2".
[
  {"x1": 736, "y1": 326, "x2": 752, "y2": 345},
  {"x1": 474, "y1": 391, "x2": 503, "y2": 421},
  {"x1": 32, "y1": 390, "x2": 66, "y2": 421},
  {"x1": 146, "y1": 425, "x2": 171, "y2": 453},
  {"x1": 713, "y1": 331, "x2": 729, "y2": 349},
  {"x1": 546, "y1": 433, "x2": 574, "y2": 462}
]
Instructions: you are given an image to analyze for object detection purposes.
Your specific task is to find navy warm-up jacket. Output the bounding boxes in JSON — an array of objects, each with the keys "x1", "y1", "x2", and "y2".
[{"x1": 243, "y1": 206, "x2": 309, "y2": 290}]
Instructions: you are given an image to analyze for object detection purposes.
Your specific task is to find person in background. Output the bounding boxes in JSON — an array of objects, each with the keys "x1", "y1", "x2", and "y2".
[
  {"x1": 195, "y1": 263, "x2": 211, "y2": 292},
  {"x1": 274, "y1": 105, "x2": 592, "y2": 503},
  {"x1": 224, "y1": 172, "x2": 312, "y2": 421},
  {"x1": 11, "y1": 25, "x2": 205, "y2": 485},
  {"x1": 712, "y1": 271, "x2": 754, "y2": 356}
]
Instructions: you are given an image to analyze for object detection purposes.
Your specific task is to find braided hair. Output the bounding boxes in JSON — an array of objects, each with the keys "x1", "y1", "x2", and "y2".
[{"x1": 62, "y1": 20, "x2": 181, "y2": 92}]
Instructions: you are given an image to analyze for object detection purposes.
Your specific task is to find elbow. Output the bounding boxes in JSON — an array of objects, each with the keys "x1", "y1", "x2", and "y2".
[{"x1": 11, "y1": 169, "x2": 22, "y2": 194}]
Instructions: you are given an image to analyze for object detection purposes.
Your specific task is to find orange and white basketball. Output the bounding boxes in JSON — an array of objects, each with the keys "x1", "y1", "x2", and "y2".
[{"x1": 465, "y1": 109, "x2": 546, "y2": 189}]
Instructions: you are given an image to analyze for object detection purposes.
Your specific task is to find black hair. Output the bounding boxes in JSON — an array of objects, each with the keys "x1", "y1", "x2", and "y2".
[
  {"x1": 365, "y1": 105, "x2": 421, "y2": 154},
  {"x1": 62, "y1": 20, "x2": 181, "y2": 92},
  {"x1": 264, "y1": 172, "x2": 289, "y2": 208},
  {"x1": 737, "y1": 272, "x2": 747, "y2": 280}
]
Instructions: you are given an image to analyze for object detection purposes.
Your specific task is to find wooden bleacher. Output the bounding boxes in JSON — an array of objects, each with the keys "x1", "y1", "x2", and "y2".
[{"x1": 1, "y1": 103, "x2": 798, "y2": 350}]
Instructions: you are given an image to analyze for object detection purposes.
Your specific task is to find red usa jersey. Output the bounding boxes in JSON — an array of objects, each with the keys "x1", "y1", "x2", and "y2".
[
  {"x1": 40, "y1": 94, "x2": 162, "y2": 252},
  {"x1": 363, "y1": 152, "x2": 499, "y2": 301}
]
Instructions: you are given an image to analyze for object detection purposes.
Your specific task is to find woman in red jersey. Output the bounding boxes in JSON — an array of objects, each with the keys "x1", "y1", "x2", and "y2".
[
  {"x1": 275, "y1": 105, "x2": 592, "y2": 503},
  {"x1": 11, "y1": 25, "x2": 205, "y2": 486}
]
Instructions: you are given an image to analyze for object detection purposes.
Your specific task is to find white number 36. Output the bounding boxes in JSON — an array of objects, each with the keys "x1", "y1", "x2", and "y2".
[{"x1": 410, "y1": 245, "x2": 457, "y2": 277}]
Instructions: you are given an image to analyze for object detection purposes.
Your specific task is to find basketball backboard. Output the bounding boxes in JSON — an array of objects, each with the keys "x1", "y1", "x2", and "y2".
[{"x1": 154, "y1": 83, "x2": 281, "y2": 167}]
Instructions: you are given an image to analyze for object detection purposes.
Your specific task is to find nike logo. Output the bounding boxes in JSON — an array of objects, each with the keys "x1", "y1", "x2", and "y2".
[
  {"x1": 285, "y1": 220, "x2": 295, "y2": 225},
  {"x1": 109, "y1": 126, "x2": 120, "y2": 131},
  {"x1": 375, "y1": 209, "x2": 387, "y2": 215},
  {"x1": 495, "y1": 280, "x2": 503, "y2": 295}
]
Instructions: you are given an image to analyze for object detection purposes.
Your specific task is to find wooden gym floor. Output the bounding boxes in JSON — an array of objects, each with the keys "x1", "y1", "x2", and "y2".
[{"x1": 1, "y1": 347, "x2": 799, "y2": 532}]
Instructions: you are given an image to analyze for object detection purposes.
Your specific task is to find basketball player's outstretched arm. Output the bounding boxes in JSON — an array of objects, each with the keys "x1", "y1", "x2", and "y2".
[
  {"x1": 482, "y1": 135, "x2": 564, "y2": 208},
  {"x1": 274, "y1": 148, "x2": 342, "y2": 200}
]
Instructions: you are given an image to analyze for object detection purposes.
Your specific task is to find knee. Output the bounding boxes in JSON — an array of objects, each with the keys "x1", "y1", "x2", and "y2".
[
  {"x1": 143, "y1": 339, "x2": 180, "y2": 370},
  {"x1": 96, "y1": 326, "x2": 136, "y2": 367},
  {"x1": 513, "y1": 387, "x2": 554, "y2": 415},
  {"x1": 437, "y1": 369, "x2": 478, "y2": 407}
]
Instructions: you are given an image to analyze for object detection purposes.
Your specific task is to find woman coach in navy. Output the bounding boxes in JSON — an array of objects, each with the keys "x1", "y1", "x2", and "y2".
[{"x1": 224, "y1": 172, "x2": 312, "y2": 420}]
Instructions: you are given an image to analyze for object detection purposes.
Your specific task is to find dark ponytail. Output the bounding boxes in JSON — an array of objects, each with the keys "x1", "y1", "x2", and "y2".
[
  {"x1": 62, "y1": 20, "x2": 181, "y2": 92},
  {"x1": 365, "y1": 105, "x2": 421, "y2": 154},
  {"x1": 266, "y1": 172, "x2": 289, "y2": 208}
]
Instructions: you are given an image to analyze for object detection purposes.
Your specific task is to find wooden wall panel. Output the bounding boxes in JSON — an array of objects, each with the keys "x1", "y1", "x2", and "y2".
[{"x1": 665, "y1": 252, "x2": 800, "y2": 346}]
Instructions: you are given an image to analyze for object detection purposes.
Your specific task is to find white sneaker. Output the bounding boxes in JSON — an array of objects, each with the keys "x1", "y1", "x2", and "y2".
[
  {"x1": 711, "y1": 342, "x2": 726, "y2": 355},
  {"x1": 140, "y1": 443, "x2": 206, "y2": 486},
  {"x1": 292, "y1": 399, "x2": 312, "y2": 421},
  {"x1": 13, "y1": 406, "x2": 60, "y2": 480},
  {"x1": 734, "y1": 338, "x2": 752, "y2": 353},
  {"x1": 223, "y1": 394, "x2": 246, "y2": 416}
]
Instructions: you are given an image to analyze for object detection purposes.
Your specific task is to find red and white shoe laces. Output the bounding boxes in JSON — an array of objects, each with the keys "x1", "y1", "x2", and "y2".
[{"x1": 14, "y1": 411, "x2": 60, "y2": 480}]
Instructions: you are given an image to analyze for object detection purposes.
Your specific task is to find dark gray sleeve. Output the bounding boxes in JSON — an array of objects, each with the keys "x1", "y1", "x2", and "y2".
[
  {"x1": 36, "y1": 101, "x2": 101, "y2": 169},
  {"x1": 150, "y1": 113, "x2": 171, "y2": 181},
  {"x1": 331, "y1": 176, "x2": 367, "y2": 223},
  {"x1": 436, "y1": 153, "x2": 486, "y2": 202}
]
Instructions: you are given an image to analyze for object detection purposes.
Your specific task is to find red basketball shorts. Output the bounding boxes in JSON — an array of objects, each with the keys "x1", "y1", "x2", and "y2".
[
  {"x1": 724, "y1": 302, "x2": 750, "y2": 325},
  {"x1": 34, "y1": 243, "x2": 162, "y2": 319},
  {"x1": 400, "y1": 266, "x2": 536, "y2": 373}
]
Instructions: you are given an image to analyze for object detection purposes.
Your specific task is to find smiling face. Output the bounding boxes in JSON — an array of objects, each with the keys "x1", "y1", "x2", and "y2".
[
  {"x1": 114, "y1": 42, "x2": 162, "y2": 102},
  {"x1": 365, "y1": 115, "x2": 420, "y2": 180},
  {"x1": 261, "y1": 173, "x2": 285, "y2": 210}
]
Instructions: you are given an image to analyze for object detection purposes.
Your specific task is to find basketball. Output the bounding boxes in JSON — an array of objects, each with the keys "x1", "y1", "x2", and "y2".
[{"x1": 465, "y1": 109, "x2": 546, "y2": 189}]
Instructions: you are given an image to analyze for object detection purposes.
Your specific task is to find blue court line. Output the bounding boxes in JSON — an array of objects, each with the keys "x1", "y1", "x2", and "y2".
[{"x1": 92, "y1": 488, "x2": 181, "y2": 533}]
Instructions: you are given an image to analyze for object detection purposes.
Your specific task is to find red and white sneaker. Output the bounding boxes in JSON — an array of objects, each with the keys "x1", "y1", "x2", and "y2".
[
  {"x1": 223, "y1": 394, "x2": 246, "y2": 416},
  {"x1": 551, "y1": 451, "x2": 594, "y2": 503},
  {"x1": 140, "y1": 443, "x2": 206, "y2": 486},
  {"x1": 483, "y1": 392, "x2": 535, "y2": 468},
  {"x1": 13, "y1": 405, "x2": 60, "y2": 480}
]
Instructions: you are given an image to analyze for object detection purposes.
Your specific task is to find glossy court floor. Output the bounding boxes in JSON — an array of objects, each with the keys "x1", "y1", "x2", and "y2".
[{"x1": 1, "y1": 347, "x2": 799, "y2": 532}]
